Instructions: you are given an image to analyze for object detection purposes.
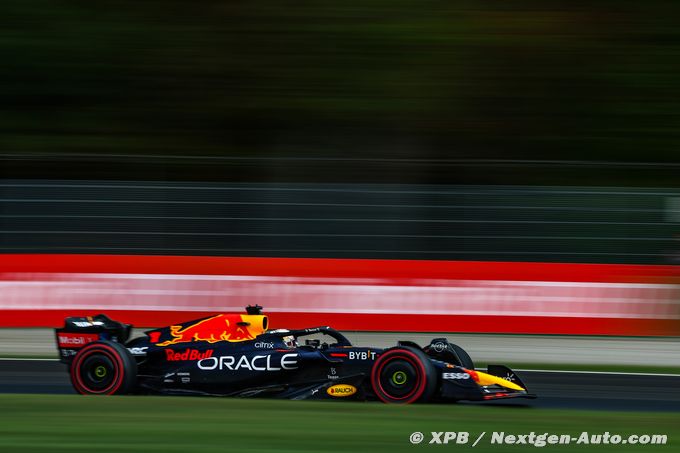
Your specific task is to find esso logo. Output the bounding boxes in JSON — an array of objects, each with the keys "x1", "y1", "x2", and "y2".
[{"x1": 442, "y1": 372, "x2": 470, "y2": 380}]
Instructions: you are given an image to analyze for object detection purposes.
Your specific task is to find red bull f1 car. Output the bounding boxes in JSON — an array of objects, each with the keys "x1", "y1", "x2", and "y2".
[{"x1": 55, "y1": 306, "x2": 536, "y2": 403}]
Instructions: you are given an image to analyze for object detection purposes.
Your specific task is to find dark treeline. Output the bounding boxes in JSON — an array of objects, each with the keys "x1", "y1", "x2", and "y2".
[{"x1": 2, "y1": 1, "x2": 680, "y2": 184}]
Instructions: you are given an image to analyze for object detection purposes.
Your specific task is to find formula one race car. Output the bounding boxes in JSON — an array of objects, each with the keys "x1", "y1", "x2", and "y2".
[{"x1": 55, "y1": 306, "x2": 536, "y2": 403}]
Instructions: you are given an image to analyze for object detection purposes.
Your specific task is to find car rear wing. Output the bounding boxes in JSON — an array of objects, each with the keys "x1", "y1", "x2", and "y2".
[{"x1": 55, "y1": 314, "x2": 132, "y2": 364}]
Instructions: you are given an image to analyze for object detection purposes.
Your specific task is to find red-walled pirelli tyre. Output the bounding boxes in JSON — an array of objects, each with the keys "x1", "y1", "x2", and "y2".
[
  {"x1": 70, "y1": 341, "x2": 137, "y2": 395},
  {"x1": 370, "y1": 346, "x2": 438, "y2": 404}
]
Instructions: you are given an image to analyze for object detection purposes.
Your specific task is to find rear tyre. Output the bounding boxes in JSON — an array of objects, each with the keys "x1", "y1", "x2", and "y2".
[
  {"x1": 370, "y1": 346, "x2": 437, "y2": 404},
  {"x1": 70, "y1": 341, "x2": 137, "y2": 395}
]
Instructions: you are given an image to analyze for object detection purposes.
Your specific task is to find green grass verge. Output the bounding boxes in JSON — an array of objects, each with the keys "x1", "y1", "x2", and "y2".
[{"x1": 0, "y1": 394, "x2": 676, "y2": 453}]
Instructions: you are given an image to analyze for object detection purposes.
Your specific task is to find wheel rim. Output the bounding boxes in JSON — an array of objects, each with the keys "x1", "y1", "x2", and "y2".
[
  {"x1": 80, "y1": 354, "x2": 117, "y2": 391},
  {"x1": 94, "y1": 365, "x2": 107, "y2": 378},
  {"x1": 377, "y1": 355, "x2": 421, "y2": 400},
  {"x1": 392, "y1": 371, "x2": 408, "y2": 385}
]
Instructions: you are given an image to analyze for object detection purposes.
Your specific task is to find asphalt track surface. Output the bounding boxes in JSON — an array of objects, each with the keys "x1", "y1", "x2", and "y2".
[{"x1": 0, "y1": 359, "x2": 678, "y2": 412}]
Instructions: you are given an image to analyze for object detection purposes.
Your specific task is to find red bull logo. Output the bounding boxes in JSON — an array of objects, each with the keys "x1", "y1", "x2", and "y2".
[
  {"x1": 156, "y1": 314, "x2": 268, "y2": 346},
  {"x1": 165, "y1": 349, "x2": 214, "y2": 361}
]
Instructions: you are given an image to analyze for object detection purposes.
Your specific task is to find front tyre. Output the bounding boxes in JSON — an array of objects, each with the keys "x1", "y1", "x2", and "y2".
[
  {"x1": 370, "y1": 346, "x2": 437, "y2": 404},
  {"x1": 70, "y1": 341, "x2": 137, "y2": 395}
]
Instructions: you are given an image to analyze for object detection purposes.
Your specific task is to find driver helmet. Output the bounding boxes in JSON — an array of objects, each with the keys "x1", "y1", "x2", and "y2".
[{"x1": 282, "y1": 335, "x2": 298, "y2": 348}]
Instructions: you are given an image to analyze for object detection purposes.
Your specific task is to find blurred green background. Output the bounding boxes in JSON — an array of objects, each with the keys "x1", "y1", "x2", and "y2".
[{"x1": 2, "y1": 1, "x2": 680, "y2": 183}]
